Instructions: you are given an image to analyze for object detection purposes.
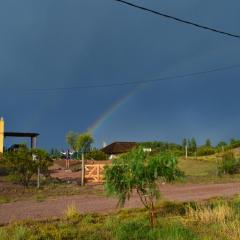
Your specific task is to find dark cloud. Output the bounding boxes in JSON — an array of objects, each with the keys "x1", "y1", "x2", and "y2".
[{"x1": 1, "y1": 0, "x2": 240, "y2": 149}]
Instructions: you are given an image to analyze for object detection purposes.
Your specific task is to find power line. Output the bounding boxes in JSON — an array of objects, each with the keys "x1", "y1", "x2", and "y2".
[
  {"x1": 29, "y1": 63, "x2": 240, "y2": 92},
  {"x1": 112, "y1": 0, "x2": 240, "y2": 39}
]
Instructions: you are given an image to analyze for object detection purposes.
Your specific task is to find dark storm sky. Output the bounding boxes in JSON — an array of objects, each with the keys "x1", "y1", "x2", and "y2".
[{"x1": 1, "y1": 0, "x2": 240, "y2": 149}]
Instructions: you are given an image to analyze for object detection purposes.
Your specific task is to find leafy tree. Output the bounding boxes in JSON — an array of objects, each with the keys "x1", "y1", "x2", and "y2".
[
  {"x1": 3, "y1": 147, "x2": 52, "y2": 187},
  {"x1": 66, "y1": 131, "x2": 78, "y2": 152},
  {"x1": 76, "y1": 133, "x2": 93, "y2": 154},
  {"x1": 229, "y1": 138, "x2": 240, "y2": 148},
  {"x1": 49, "y1": 148, "x2": 62, "y2": 159},
  {"x1": 104, "y1": 147, "x2": 183, "y2": 226},
  {"x1": 187, "y1": 139, "x2": 191, "y2": 149},
  {"x1": 76, "y1": 132, "x2": 93, "y2": 186},
  {"x1": 205, "y1": 139, "x2": 212, "y2": 147},
  {"x1": 182, "y1": 138, "x2": 187, "y2": 149},
  {"x1": 85, "y1": 149, "x2": 107, "y2": 160},
  {"x1": 217, "y1": 141, "x2": 227, "y2": 148},
  {"x1": 217, "y1": 151, "x2": 240, "y2": 175},
  {"x1": 190, "y1": 138, "x2": 197, "y2": 152}
]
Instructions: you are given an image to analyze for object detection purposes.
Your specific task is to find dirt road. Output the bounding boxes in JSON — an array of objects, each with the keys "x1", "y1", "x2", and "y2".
[{"x1": 0, "y1": 182, "x2": 240, "y2": 225}]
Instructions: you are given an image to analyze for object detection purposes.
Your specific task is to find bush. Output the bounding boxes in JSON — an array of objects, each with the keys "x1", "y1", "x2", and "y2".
[
  {"x1": 85, "y1": 149, "x2": 107, "y2": 160},
  {"x1": 217, "y1": 152, "x2": 240, "y2": 175},
  {"x1": 197, "y1": 147, "x2": 216, "y2": 156},
  {"x1": 3, "y1": 147, "x2": 53, "y2": 187}
]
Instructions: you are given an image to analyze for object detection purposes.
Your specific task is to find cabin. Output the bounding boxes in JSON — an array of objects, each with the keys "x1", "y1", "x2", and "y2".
[{"x1": 101, "y1": 141, "x2": 137, "y2": 159}]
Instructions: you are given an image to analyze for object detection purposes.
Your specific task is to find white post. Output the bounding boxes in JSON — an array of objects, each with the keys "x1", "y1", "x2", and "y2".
[
  {"x1": 37, "y1": 167, "x2": 40, "y2": 189},
  {"x1": 81, "y1": 153, "x2": 85, "y2": 186},
  {"x1": 185, "y1": 145, "x2": 188, "y2": 159}
]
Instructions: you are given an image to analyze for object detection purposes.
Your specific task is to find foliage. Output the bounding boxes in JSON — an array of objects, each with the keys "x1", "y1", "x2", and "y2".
[
  {"x1": 205, "y1": 139, "x2": 212, "y2": 147},
  {"x1": 197, "y1": 146, "x2": 216, "y2": 156},
  {"x1": 76, "y1": 133, "x2": 94, "y2": 154},
  {"x1": 49, "y1": 148, "x2": 62, "y2": 159},
  {"x1": 66, "y1": 132, "x2": 93, "y2": 157},
  {"x1": 66, "y1": 131, "x2": 78, "y2": 152},
  {"x1": 3, "y1": 147, "x2": 52, "y2": 187},
  {"x1": 230, "y1": 138, "x2": 240, "y2": 148},
  {"x1": 217, "y1": 152, "x2": 240, "y2": 175},
  {"x1": 104, "y1": 147, "x2": 183, "y2": 226},
  {"x1": 140, "y1": 141, "x2": 183, "y2": 154},
  {"x1": 85, "y1": 149, "x2": 107, "y2": 160}
]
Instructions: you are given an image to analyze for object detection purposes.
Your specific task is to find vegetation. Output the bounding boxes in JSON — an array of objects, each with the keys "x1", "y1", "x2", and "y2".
[
  {"x1": 66, "y1": 131, "x2": 93, "y2": 158},
  {"x1": 2, "y1": 146, "x2": 52, "y2": 187},
  {"x1": 2, "y1": 197, "x2": 240, "y2": 239},
  {"x1": 85, "y1": 149, "x2": 107, "y2": 160},
  {"x1": 104, "y1": 147, "x2": 183, "y2": 226},
  {"x1": 218, "y1": 151, "x2": 240, "y2": 175}
]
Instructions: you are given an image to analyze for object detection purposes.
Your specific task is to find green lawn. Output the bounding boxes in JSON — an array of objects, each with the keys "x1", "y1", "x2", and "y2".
[{"x1": 178, "y1": 157, "x2": 240, "y2": 183}]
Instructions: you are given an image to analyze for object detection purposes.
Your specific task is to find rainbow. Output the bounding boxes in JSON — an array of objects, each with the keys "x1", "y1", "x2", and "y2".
[{"x1": 88, "y1": 85, "x2": 142, "y2": 133}]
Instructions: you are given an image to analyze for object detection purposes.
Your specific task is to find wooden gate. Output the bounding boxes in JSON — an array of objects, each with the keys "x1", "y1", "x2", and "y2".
[{"x1": 85, "y1": 164, "x2": 105, "y2": 183}]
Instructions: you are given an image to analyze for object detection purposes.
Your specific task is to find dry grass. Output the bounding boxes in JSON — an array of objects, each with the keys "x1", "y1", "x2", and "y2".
[
  {"x1": 220, "y1": 220, "x2": 240, "y2": 240},
  {"x1": 186, "y1": 203, "x2": 233, "y2": 224},
  {"x1": 64, "y1": 203, "x2": 79, "y2": 219}
]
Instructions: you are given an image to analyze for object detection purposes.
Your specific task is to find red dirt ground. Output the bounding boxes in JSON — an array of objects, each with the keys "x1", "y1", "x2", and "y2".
[{"x1": 0, "y1": 182, "x2": 240, "y2": 225}]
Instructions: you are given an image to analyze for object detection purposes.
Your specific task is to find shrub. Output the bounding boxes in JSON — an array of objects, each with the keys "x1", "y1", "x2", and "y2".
[
  {"x1": 3, "y1": 147, "x2": 53, "y2": 187},
  {"x1": 217, "y1": 152, "x2": 240, "y2": 175},
  {"x1": 85, "y1": 149, "x2": 107, "y2": 160},
  {"x1": 104, "y1": 147, "x2": 184, "y2": 226},
  {"x1": 197, "y1": 147, "x2": 216, "y2": 156}
]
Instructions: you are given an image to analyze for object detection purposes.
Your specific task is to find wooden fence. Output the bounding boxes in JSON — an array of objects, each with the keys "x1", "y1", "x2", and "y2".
[{"x1": 85, "y1": 164, "x2": 106, "y2": 183}]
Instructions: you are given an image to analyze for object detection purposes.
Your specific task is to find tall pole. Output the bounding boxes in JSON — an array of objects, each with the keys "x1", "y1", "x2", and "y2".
[
  {"x1": 81, "y1": 152, "x2": 85, "y2": 186},
  {"x1": 37, "y1": 166, "x2": 40, "y2": 189},
  {"x1": 185, "y1": 144, "x2": 188, "y2": 159}
]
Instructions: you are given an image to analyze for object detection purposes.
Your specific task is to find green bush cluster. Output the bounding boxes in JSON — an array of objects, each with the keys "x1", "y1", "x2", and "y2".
[
  {"x1": 2, "y1": 146, "x2": 53, "y2": 187},
  {"x1": 218, "y1": 152, "x2": 240, "y2": 175}
]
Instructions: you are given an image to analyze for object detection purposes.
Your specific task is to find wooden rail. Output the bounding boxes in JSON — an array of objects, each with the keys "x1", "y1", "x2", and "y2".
[{"x1": 85, "y1": 164, "x2": 106, "y2": 183}]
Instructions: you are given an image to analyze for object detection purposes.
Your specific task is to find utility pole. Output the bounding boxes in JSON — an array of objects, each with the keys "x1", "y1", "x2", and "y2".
[
  {"x1": 185, "y1": 144, "x2": 188, "y2": 159},
  {"x1": 37, "y1": 166, "x2": 40, "y2": 189},
  {"x1": 81, "y1": 152, "x2": 85, "y2": 186},
  {"x1": 32, "y1": 154, "x2": 40, "y2": 189}
]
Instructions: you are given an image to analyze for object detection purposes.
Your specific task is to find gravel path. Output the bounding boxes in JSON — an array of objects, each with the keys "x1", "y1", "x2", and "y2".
[{"x1": 0, "y1": 182, "x2": 240, "y2": 225}]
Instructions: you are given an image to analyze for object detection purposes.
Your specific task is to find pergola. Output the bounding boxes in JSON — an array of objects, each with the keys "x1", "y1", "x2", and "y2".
[{"x1": 4, "y1": 132, "x2": 39, "y2": 149}]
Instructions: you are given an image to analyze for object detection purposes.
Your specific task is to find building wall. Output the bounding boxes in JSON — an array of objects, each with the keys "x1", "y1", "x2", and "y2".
[{"x1": 0, "y1": 118, "x2": 4, "y2": 153}]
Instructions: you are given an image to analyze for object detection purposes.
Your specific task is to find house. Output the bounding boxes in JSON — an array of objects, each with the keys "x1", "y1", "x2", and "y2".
[{"x1": 101, "y1": 141, "x2": 137, "y2": 159}]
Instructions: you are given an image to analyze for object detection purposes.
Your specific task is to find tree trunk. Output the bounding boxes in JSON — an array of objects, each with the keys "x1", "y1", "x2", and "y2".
[
  {"x1": 81, "y1": 153, "x2": 85, "y2": 186},
  {"x1": 149, "y1": 198, "x2": 157, "y2": 227}
]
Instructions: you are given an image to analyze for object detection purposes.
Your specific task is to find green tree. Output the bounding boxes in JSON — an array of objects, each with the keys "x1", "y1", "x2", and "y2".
[
  {"x1": 66, "y1": 131, "x2": 78, "y2": 152},
  {"x1": 182, "y1": 138, "x2": 187, "y2": 149},
  {"x1": 76, "y1": 133, "x2": 93, "y2": 154},
  {"x1": 191, "y1": 138, "x2": 197, "y2": 152},
  {"x1": 104, "y1": 147, "x2": 183, "y2": 227},
  {"x1": 205, "y1": 139, "x2": 212, "y2": 147},
  {"x1": 3, "y1": 147, "x2": 52, "y2": 187},
  {"x1": 217, "y1": 151, "x2": 240, "y2": 175},
  {"x1": 76, "y1": 133, "x2": 93, "y2": 186},
  {"x1": 85, "y1": 149, "x2": 107, "y2": 160}
]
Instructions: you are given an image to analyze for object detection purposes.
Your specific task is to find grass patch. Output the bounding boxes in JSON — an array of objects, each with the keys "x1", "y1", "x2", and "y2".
[
  {"x1": 3, "y1": 197, "x2": 240, "y2": 239},
  {"x1": 0, "y1": 196, "x2": 11, "y2": 204}
]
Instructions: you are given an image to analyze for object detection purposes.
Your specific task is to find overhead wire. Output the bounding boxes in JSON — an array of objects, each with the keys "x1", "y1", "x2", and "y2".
[
  {"x1": 28, "y1": 64, "x2": 240, "y2": 92},
  {"x1": 112, "y1": 0, "x2": 240, "y2": 39}
]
